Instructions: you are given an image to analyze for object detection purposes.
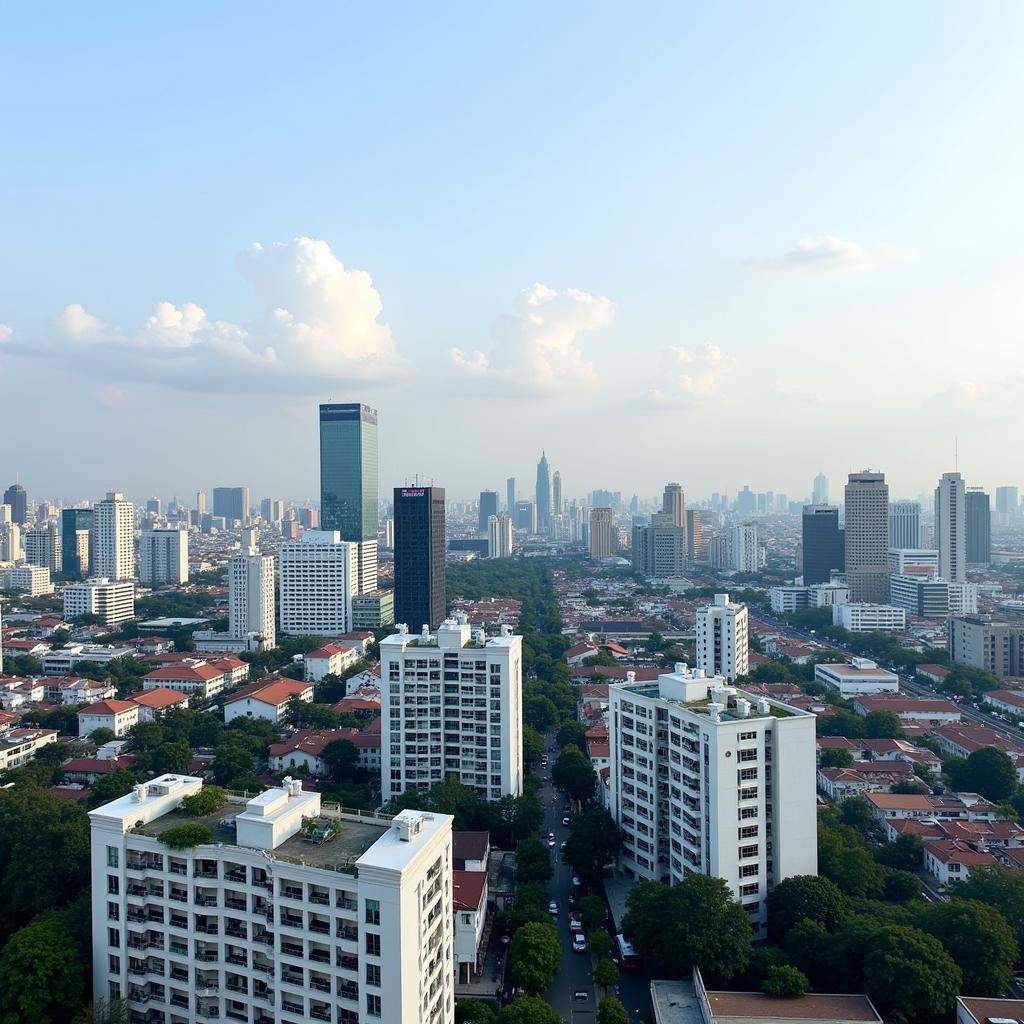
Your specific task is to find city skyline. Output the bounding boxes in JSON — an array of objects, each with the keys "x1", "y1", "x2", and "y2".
[{"x1": 2, "y1": 5, "x2": 1023, "y2": 498}]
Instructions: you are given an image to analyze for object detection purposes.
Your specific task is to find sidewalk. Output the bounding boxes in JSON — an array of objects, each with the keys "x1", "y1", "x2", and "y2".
[{"x1": 604, "y1": 867, "x2": 635, "y2": 933}]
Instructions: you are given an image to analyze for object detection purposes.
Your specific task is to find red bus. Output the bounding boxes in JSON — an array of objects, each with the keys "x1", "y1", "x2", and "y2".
[{"x1": 615, "y1": 933, "x2": 641, "y2": 969}]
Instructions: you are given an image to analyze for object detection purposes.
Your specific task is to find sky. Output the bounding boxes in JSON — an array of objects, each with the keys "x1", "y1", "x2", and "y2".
[{"x1": 2, "y1": 2, "x2": 1022, "y2": 507}]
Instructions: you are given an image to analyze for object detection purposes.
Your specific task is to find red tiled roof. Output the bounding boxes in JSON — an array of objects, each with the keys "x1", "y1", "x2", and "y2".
[
  {"x1": 452, "y1": 870, "x2": 487, "y2": 912},
  {"x1": 334, "y1": 696, "x2": 381, "y2": 714},
  {"x1": 225, "y1": 679, "x2": 311, "y2": 707},
  {"x1": 129, "y1": 688, "x2": 189, "y2": 709},
  {"x1": 62, "y1": 755, "x2": 135, "y2": 775},
  {"x1": 144, "y1": 664, "x2": 223, "y2": 682},
  {"x1": 308, "y1": 643, "x2": 356, "y2": 660},
  {"x1": 925, "y1": 840, "x2": 1000, "y2": 866},
  {"x1": 268, "y1": 728, "x2": 360, "y2": 758},
  {"x1": 453, "y1": 831, "x2": 489, "y2": 863},
  {"x1": 80, "y1": 699, "x2": 138, "y2": 716},
  {"x1": 50, "y1": 786, "x2": 89, "y2": 801}
]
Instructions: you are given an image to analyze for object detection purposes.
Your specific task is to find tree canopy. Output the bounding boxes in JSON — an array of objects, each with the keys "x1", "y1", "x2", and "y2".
[
  {"x1": 508, "y1": 922, "x2": 561, "y2": 995},
  {"x1": 765, "y1": 875, "x2": 849, "y2": 943},
  {"x1": 551, "y1": 746, "x2": 596, "y2": 805},
  {"x1": 564, "y1": 807, "x2": 620, "y2": 883}
]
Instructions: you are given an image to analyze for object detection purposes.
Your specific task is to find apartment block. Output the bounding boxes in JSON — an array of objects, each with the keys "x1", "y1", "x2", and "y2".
[
  {"x1": 380, "y1": 615, "x2": 523, "y2": 801},
  {"x1": 139, "y1": 527, "x2": 189, "y2": 585},
  {"x1": 0, "y1": 563, "x2": 53, "y2": 595},
  {"x1": 607, "y1": 665, "x2": 817, "y2": 934},
  {"x1": 832, "y1": 603, "x2": 906, "y2": 633},
  {"x1": 950, "y1": 616, "x2": 1024, "y2": 679},
  {"x1": 279, "y1": 531, "x2": 358, "y2": 638},
  {"x1": 64, "y1": 577, "x2": 136, "y2": 626},
  {"x1": 89, "y1": 776, "x2": 454, "y2": 1024},
  {"x1": 695, "y1": 594, "x2": 748, "y2": 682}
]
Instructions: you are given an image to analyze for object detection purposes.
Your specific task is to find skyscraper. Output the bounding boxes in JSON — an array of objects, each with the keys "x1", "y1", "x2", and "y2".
[
  {"x1": 663, "y1": 483, "x2": 685, "y2": 529},
  {"x1": 228, "y1": 532, "x2": 276, "y2": 647},
  {"x1": 996, "y1": 486, "x2": 1019, "y2": 526},
  {"x1": 966, "y1": 488, "x2": 992, "y2": 565},
  {"x1": 552, "y1": 470, "x2": 562, "y2": 518},
  {"x1": 3, "y1": 484, "x2": 27, "y2": 525},
  {"x1": 535, "y1": 453, "x2": 551, "y2": 534},
  {"x1": 319, "y1": 403, "x2": 379, "y2": 594},
  {"x1": 632, "y1": 522, "x2": 685, "y2": 578},
  {"x1": 145, "y1": 497, "x2": 162, "y2": 515},
  {"x1": 195, "y1": 490, "x2": 207, "y2": 516},
  {"x1": 935, "y1": 472, "x2": 966, "y2": 583},
  {"x1": 212, "y1": 486, "x2": 249, "y2": 523},
  {"x1": 728, "y1": 522, "x2": 759, "y2": 571},
  {"x1": 802, "y1": 505, "x2": 844, "y2": 584},
  {"x1": 696, "y1": 593, "x2": 749, "y2": 681},
  {"x1": 889, "y1": 501, "x2": 921, "y2": 549},
  {"x1": 844, "y1": 472, "x2": 890, "y2": 603},
  {"x1": 139, "y1": 526, "x2": 189, "y2": 584},
  {"x1": 487, "y1": 514, "x2": 513, "y2": 558},
  {"x1": 279, "y1": 530, "x2": 358, "y2": 637},
  {"x1": 61, "y1": 507, "x2": 93, "y2": 579},
  {"x1": 506, "y1": 477, "x2": 515, "y2": 515},
  {"x1": 686, "y1": 509, "x2": 703, "y2": 559},
  {"x1": 393, "y1": 486, "x2": 446, "y2": 632},
  {"x1": 514, "y1": 500, "x2": 537, "y2": 534},
  {"x1": 478, "y1": 490, "x2": 499, "y2": 534},
  {"x1": 25, "y1": 523, "x2": 61, "y2": 574},
  {"x1": 812, "y1": 473, "x2": 829, "y2": 505},
  {"x1": 95, "y1": 491, "x2": 135, "y2": 581},
  {"x1": 589, "y1": 507, "x2": 615, "y2": 559}
]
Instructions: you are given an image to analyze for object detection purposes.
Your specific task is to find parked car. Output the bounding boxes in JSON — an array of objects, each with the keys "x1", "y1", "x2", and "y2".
[
  {"x1": 569, "y1": 913, "x2": 583, "y2": 933},
  {"x1": 548, "y1": 901, "x2": 559, "y2": 916},
  {"x1": 562, "y1": 816, "x2": 571, "y2": 826},
  {"x1": 572, "y1": 933, "x2": 589, "y2": 954}
]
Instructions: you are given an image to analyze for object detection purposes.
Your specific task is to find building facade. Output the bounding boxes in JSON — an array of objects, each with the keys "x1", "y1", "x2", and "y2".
[
  {"x1": 212, "y1": 486, "x2": 249, "y2": 523},
  {"x1": 950, "y1": 616, "x2": 1024, "y2": 679},
  {"x1": 229, "y1": 540, "x2": 276, "y2": 648},
  {"x1": 139, "y1": 526, "x2": 189, "y2": 585},
  {"x1": 728, "y1": 522, "x2": 758, "y2": 572},
  {"x1": 935, "y1": 472, "x2": 967, "y2": 583},
  {"x1": 535, "y1": 453, "x2": 551, "y2": 534},
  {"x1": 62, "y1": 507, "x2": 94, "y2": 578},
  {"x1": 589, "y1": 507, "x2": 615, "y2": 560},
  {"x1": 966, "y1": 489, "x2": 991, "y2": 565},
  {"x1": 477, "y1": 491, "x2": 498, "y2": 535},
  {"x1": 393, "y1": 486, "x2": 446, "y2": 633},
  {"x1": 64, "y1": 578, "x2": 135, "y2": 626},
  {"x1": 487, "y1": 514, "x2": 513, "y2": 559},
  {"x1": 833, "y1": 603, "x2": 906, "y2": 633},
  {"x1": 25, "y1": 522, "x2": 62, "y2": 574},
  {"x1": 844, "y1": 472, "x2": 890, "y2": 603},
  {"x1": 2, "y1": 483, "x2": 27, "y2": 524},
  {"x1": 95, "y1": 491, "x2": 135, "y2": 581},
  {"x1": 696, "y1": 594, "x2": 749, "y2": 681},
  {"x1": 632, "y1": 523, "x2": 685, "y2": 578},
  {"x1": 802, "y1": 505, "x2": 844, "y2": 585},
  {"x1": 888, "y1": 501, "x2": 921, "y2": 550},
  {"x1": 279, "y1": 531, "x2": 357, "y2": 637}
]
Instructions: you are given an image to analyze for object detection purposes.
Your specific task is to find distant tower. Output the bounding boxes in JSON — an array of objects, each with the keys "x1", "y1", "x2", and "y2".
[
  {"x1": 966, "y1": 489, "x2": 991, "y2": 565},
  {"x1": 478, "y1": 491, "x2": 499, "y2": 535},
  {"x1": 844, "y1": 472, "x2": 890, "y2": 602},
  {"x1": 935, "y1": 472, "x2": 966, "y2": 583},
  {"x1": 812, "y1": 473, "x2": 829, "y2": 505},
  {"x1": 95, "y1": 491, "x2": 135, "y2": 581},
  {"x1": 506, "y1": 477, "x2": 516, "y2": 515},
  {"x1": 536, "y1": 453, "x2": 552, "y2": 534},
  {"x1": 393, "y1": 486, "x2": 447, "y2": 632},
  {"x1": 552, "y1": 471, "x2": 562, "y2": 519},
  {"x1": 3, "y1": 484, "x2": 27, "y2": 525},
  {"x1": 888, "y1": 501, "x2": 921, "y2": 550}
]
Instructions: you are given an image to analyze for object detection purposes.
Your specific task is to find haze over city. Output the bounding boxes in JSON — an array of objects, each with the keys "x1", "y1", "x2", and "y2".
[{"x1": 3, "y1": 3, "x2": 1023, "y2": 502}]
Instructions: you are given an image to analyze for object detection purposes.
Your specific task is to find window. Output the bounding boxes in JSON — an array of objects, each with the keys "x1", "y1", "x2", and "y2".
[
  {"x1": 738, "y1": 807, "x2": 758, "y2": 820},
  {"x1": 365, "y1": 899, "x2": 380, "y2": 926},
  {"x1": 366, "y1": 963, "x2": 381, "y2": 986},
  {"x1": 109, "y1": 982, "x2": 121, "y2": 1002},
  {"x1": 739, "y1": 844, "x2": 759, "y2": 859},
  {"x1": 738, "y1": 731, "x2": 757, "y2": 741},
  {"x1": 739, "y1": 883, "x2": 759, "y2": 897},
  {"x1": 107, "y1": 901, "x2": 120, "y2": 920},
  {"x1": 106, "y1": 846, "x2": 119, "y2": 868},
  {"x1": 367, "y1": 993, "x2": 382, "y2": 1016},
  {"x1": 107, "y1": 875, "x2": 119, "y2": 895},
  {"x1": 739, "y1": 864, "x2": 759, "y2": 878},
  {"x1": 108, "y1": 928, "x2": 120, "y2": 948},
  {"x1": 739, "y1": 826, "x2": 759, "y2": 839},
  {"x1": 738, "y1": 749, "x2": 758, "y2": 762},
  {"x1": 739, "y1": 786, "x2": 758, "y2": 800},
  {"x1": 365, "y1": 933, "x2": 381, "y2": 956},
  {"x1": 108, "y1": 954, "x2": 121, "y2": 973}
]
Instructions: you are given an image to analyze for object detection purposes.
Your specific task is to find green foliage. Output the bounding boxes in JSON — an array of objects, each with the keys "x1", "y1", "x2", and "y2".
[
  {"x1": 556, "y1": 720, "x2": 588, "y2": 751},
  {"x1": 623, "y1": 875, "x2": 752, "y2": 981},
  {"x1": 456, "y1": 997, "x2": 497, "y2": 1023},
  {"x1": 85, "y1": 770, "x2": 140, "y2": 810},
  {"x1": 890, "y1": 779, "x2": 928, "y2": 795},
  {"x1": 883, "y1": 869, "x2": 923, "y2": 903},
  {"x1": 179, "y1": 786, "x2": 227, "y2": 817},
  {"x1": 552, "y1": 746, "x2": 596, "y2": 804},
  {"x1": 148, "y1": 739, "x2": 194, "y2": 775},
  {"x1": 765, "y1": 875, "x2": 849, "y2": 943},
  {"x1": 127, "y1": 720, "x2": 165, "y2": 751},
  {"x1": 949, "y1": 746, "x2": 1020, "y2": 804},
  {"x1": 524, "y1": 695, "x2": 559, "y2": 731},
  {"x1": 497, "y1": 995, "x2": 562, "y2": 1024},
  {"x1": 817, "y1": 819, "x2": 884, "y2": 898},
  {"x1": 819, "y1": 747, "x2": 854, "y2": 769},
  {"x1": 508, "y1": 921, "x2": 562, "y2": 995},
  {"x1": 863, "y1": 710, "x2": 903, "y2": 739},
  {"x1": 565, "y1": 807, "x2": 620, "y2": 882},
  {"x1": 578, "y1": 893, "x2": 607, "y2": 932},
  {"x1": 597, "y1": 996, "x2": 630, "y2": 1024},
  {"x1": 284, "y1": 698, "x2": 342, "y2": 730},
  {"x1": 158, "y1": 823, "x2": 213, "y2": 849},
  {"x1": 522, "y1": 725, "x2": 544, "y2": 767},
  {"x1": 917, "y1": 898, "x2": 1019, "y2": 996},
  {"x1": 87, "y1": 727, "x2": 116, "y2": 746},
  {"x1": 321, "y1": 738, "x2": 360, "y2": 782},
  {"x1": 950, "y1": 867, "x2": 1024, "y2": 949},
  {"x1": 516, "y1": 837, "x2": 553, "y2": 886},
  {"x1": 72, "y1": 999, "x2": 129, "y2": 1024},
  {"x1": 590, "y1": 930, "x2": 613, "y2": 960},
  {"x1": 817, "y1": 710, "x2": 867, "y2": 738},
  {"x1": 593, "y1": 956, "x2": 618, "y2": 994},
  {"x1": 761, "y1": 964, "x2": 809, "y2": 998}
]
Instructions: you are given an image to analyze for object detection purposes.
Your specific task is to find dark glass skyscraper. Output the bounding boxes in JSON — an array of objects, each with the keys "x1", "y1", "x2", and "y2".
[
  {"x1": 212, "y1": 486, "x2": 249, "y2": 523},
  {"x1": 966, "y1": 488, "x2": 991, "y2": 565},
  {"x1": 3, "y1": 483, "x2": 27, "y2": 525},
  {"x1": 61, "y1": 507, "x2": 94, "y2": 578},
  {"x1": 320, "y1": 404, "x2": 378, "y2": 541},
  {"x1": 478, "y1": 490, "x2": 499, "y2": 534},
  {"x1": 393, "y1": 486, "x2": 446, "y2": 631},
  {"x1": 535, "y1": 452, "x2": 551, "y2": 533},
  {"x1": 802, "y1": 504, "x2": 845, "y2": 585}
]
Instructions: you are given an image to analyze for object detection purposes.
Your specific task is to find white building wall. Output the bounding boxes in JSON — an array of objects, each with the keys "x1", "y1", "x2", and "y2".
[
  {"x1": 833, "y1": 603, "x2": 906, "y2": 632},
  {"x1": 279, "y1": 531, "x2": 357, "y2": 637},
  {"x1": 229, "y1": 547, "x2": 276, "y2": 648},
  {"x1": 696, "y1": 595, "x2": 748, "y2": 681},
  {"x1": 139, "y1": 527, "x2": 189, "y2": 584},
  {"x1": 95, "y1": 492, "x2": 135, "y2": 580}
]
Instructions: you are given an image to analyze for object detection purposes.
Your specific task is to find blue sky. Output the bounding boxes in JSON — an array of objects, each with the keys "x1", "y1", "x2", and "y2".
[{"x1": 2, "y1": 3, "x2": 1022, "y2": 505}]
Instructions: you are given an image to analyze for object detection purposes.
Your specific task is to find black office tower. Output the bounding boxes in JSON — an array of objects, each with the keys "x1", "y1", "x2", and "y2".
[
  {"x1": 61, "y1": 507, "x2": 94, "y2": 578},
  {"x1": 394, "y1": 486, "x2": 446, "y2": 631},
  {"x1": 3, "y1": 483, "x2": 27, "y2": 525},
  {"x1": 802, "y1": 504, "x2": 844, "y2": 584},
  {"x1": 966, "y1": 489, "x2": 992, "y2": 564},
  {"x1": 478, "y1": 490, "x2": 499, "y2": 534}
]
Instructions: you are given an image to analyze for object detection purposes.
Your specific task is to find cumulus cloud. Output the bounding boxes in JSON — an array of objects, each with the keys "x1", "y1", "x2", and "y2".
[
  {"x1": 0, "y1": 324, "x2": 12, "y2": 343},
  {"x1": 450, "y1": 283, "x2": 616, "y2": 393},
  {"x1": 646, "y1": 342, "x2": 736, "y2": 404},
  {"x1": 749, "y1": 236, "x2": 901, "y2": 273},
  {"x1": 42, "y1": 237, "x2": 401, "y2": 392}
]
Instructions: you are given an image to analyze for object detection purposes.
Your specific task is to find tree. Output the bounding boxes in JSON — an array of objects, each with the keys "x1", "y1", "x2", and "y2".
[
  {"x1": 890, "y1": 779, "x2": 928, "y2": 795},
  {"x1": 497, "y1": 996, "x2": 561, "y2": 1024},
  {"x1": 951, "y1": 867, "x2": 1024, "y2": 948},
  {"x1": 0, "y1": 913, "x2": 87, "y2": 1024},
  {"x1": 87, "y1": 727, "x2": 116, "y2": 746},
  {"x1": 839, "y1": 796, "x2": 875, "y2": 835},
  {"x1": 958, "y1": 747, "x2": 1019, "y2": 804},
  {"x1": 557, "y1": 721, "x2": 588, "y2": 751},
  {"x1": 817, "y1": 710, "x2": 866, "y2": 738},
  {"x1": 211, "y1": 744, "x2": 253, "y2": 786},
  {"x1": 508, "y1": 922, "x2": 561, "y2": 995},
  {"x1": 883, "y1": 869, "x2": 923, "y2": 903},
  {"x1": 284, "y1": 698, "x2": 341, "y2": 730},
  {"x1": 765, "y1": 875, "x2": 849, "y2": 943},
  {"x1": 862, "y1": 925, "x2": 961, "y2": 1023},
  {"x1": 522, "y1": 726, "x2": 544, "y2": 767},
  {"x1": 180, "y1": 786, "x2": 227, "y2": 817},
  {"x1": 552, "y1": 747, "x2": 596, "y2": 805},
  {"x1": 127, "y1": 720, "x2": 164, "y2": 751},
  {"x1": 579, "y1": 893, "x2": 607, "y2": 932},
  {"x1": 516, "y1": 837, "x2": 553, "y2": 886},
  {"x1": 73, "y1": 1000, "x2": 128, "y2": 1024},
  {"x1": 593, "y1": 957, "x2": 618, "y2": 995},
  {"x1": 918, "y1": 898, "x2": 1019, "y2": 996},
  {"x1": 863, "y1": 710, "x2": 903, "y2": 739},
  {"x1": 590, "y1": 930, "x2": 613, "y2": 960},
  {"x1": 565, "y1": 807, "x2": 620, "y2": 882},
  {"x1": 597, "y1": 996, "x2": 630, "y2": 1024},
  {"x1": 875, "y1": 834, "x2": 923, "y2": 872},
  {"x1": 761, "y1": 965, "x2": 809, "y2": 998},
  {"x1": 524, "y1": 695, "x2": 559, "y2": 731},
  {"x1": 150, "y1": 739, "x2": 193, "y2": 775},
  {"x1": 623, "y1": 875, "x2": 752, "y2": 981},
  {"x1": 321, "y1": 739, "x2": 360, "y2": 782},
  {"x1": 85, "y1": 769, "x2": 139, "y2": 810},
  {"x1": 158, "y1": 823, "x2": 213, "y2": 849},
  {"x1": 819, "y1": 747, "x2": 854, "y2": 769}
]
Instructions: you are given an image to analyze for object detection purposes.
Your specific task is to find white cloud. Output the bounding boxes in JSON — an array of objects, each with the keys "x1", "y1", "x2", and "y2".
[
  {"x1": 0, "y1": 324, "x2": 12, "y2": 343},
  {"x1": 451, "y1": 282, "x2": 616, "y2": 393},
  {"x1": 41, "y1": 238, "x2": 401, "y2": 392},
  {"x1": 646, "y1": 342, "x2": 736, "y2": 404},
  {"x1": 750, "y1": 236, "x2": 889, "y2": 273}
]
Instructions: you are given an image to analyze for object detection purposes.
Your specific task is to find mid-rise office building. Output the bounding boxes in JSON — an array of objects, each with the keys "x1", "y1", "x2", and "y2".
[
  {"x1": 686, "y1": 509, "x2": 703, "y2": 560},
  {"x1": 608, "y1": 665, "x2": 817, "y2": 934},
  {"x1": 950, "y1": 616, "x2": 1024, "y2": 679},
  {"x1": 212, "y1": 486, "x2": 249, "y2": 524},
  {"x1": 260, "y1": 497, "x2": 284, "y2": 524},
  {"x1": 513, "y1": 500, "x2": 536, "y2": 534},
  {"x1": 888, "y1": 501, "x2": 921, "y2": 550},
  {"x1": 279, "y1": 530, "x2": 357, "y2": 637},
  {"x1": 139, "y1": 526, "x2": 189, "y2": 585},
  {"x1": 229, "y1": 537, "x2": 276, "y2": 648},
  {"x1": 89, "y1": 776, "x2": 455, "y2": 1024},
  {"x1": 64, "y1": 577, "x2": 135, "y2": 626},
  {"x1": 380, "y1": 616, "x2": 523, "y2": 800},
  {"x1": 487, "y1": 514, "x2": 513, "y2": 559},
  {"x1": 935, "y1": 472, "x2": 967, "y2": 583},
  {"x1": 966, "y1": 488, "x2": 991, "y2": 565},
  {"x1": 95, "y1": 491, "x2": 135, "y2": 581},
  {"x1": 351, "y1": 589, "x2": 395, "y2": 630},
  {"x1": 62, "y1": 507, "x2": 94, "y2": 578},
  {"x1": 0, "y1": 520, "x2": 21, "y2": 563},
  {"x1": 844, "y1": 472, "x2": 889, "y2": 603},
  {"x1": 320, "y1": 403, "x2": 378, "y2": 594},
  {"x1": 696, "y1": 594, "x2": 749, "y2": 681},
  {"x1": 477, "y1": 491, "x2": 499, "y2": 535},
  {"x1": 632, "y1": 523, "x2": 685, "y2": 578},
  {"x1": 801, "y1": 505, "x2": 843, "y2": 585},
  {"x1": 0, "y1": 563, "x2": 52, "y2": 596},
  {"x1": 890, "y1": 574, "x2": 978, "y2": 618},
  {"x1": 393, "y1": 486, "x2": 446, "y2": 633},
  {"x1": 727, "y1": 522, "x2": 758, "y2": 572},
  {"x1": 535, "y1": 453, "x2": 551, "y2": 534},
  {"x1": 589, "y1": 507, "x2": 616, "y2": 560},
  {"x1": 887, "y1": 548, "x2": 939, "y2": 575},
  {"x1": 196, "y1": 491, "x2": 207, "y2": 516},
  {"x1": 25, "y1": 522, "x2": 61, "y2": 574},
  {"x1": 833, "y1": 603, "x2": 906, "y2": 633}
]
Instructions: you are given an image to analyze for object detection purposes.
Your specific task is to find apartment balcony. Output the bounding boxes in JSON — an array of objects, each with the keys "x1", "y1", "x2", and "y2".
[
  {"x1": 169, "y1": 993, "x2": 189, "y2": 1009},
  {"x1": 280, "y1": 941, "x2": 304, "y2": 958},
  {"x1": 224, "y1": 866, "x2": 247, "y2": 884},
  {"x1": 308, "y1": 892, "x2": 330, "y2": 906},
  {"x1": 310, "y1": 976, "x2": 332, "y2": 993},
  {"x1": 169, "y1": 967, "x2": 188, "y2": 982},
  {"x1": 253, "y1": 958, "x2": 274, "y2": 974},
  {"x1": 223, "y1": 895, "x2": 247, "y2": 911},
  {"x1": 281, "y1": 1001, "x2": 304, "y2": 1016},
  {"x1": 224, "y1": 979, "x2": 248, "y2": 995},
  {"x1": 225, "y1": 951, "x2": 248, "y2": 967},
  {"x1": 225, "y1": 1010, "x2": 247, "y2": 1023},
  {"x1": 310, "y1": 1006, "x2": 332, "y2": 1022}
]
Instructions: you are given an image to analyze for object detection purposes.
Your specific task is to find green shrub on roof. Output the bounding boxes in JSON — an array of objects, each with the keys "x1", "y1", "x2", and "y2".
[
  {"x1": 180, "y1": 786, "x2": 227, "y2": 817},
  {"x1": 158, "y1": 823, "x2": 213, "y2": 849}
]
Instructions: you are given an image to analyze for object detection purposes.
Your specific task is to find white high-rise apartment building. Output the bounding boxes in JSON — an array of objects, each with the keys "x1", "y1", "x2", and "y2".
[
  {"x1": 279, "y1": 530, "x2": 357, "y2": 637},
  {"x1": 139, "y1": 526, "x2": 189, "y2": 584},
  {"x1": 589, "y1": 508, "x2": 615, "y2": 559},
  {"x1": 0, "y1": 521, "x2": 21, "y2": 562},
  {"x1": 229, "y1": 537, "x2": 276, "y2": 648},
  {"x1": 935, "y1": 472, "x2": 967, "y2": 583},
  {"x1": 844, "y1": 472, "x2": 890, "y2": 603},
  {"x1": 64, "y1": 577, "x2": 135, "y2": 626},
  {"x1": 380, "y1": 615, "x2": 523, "y2": 801},
  {"x1": 95, "y1": 491, "x2": 135, "y2": 580},
  {"x1": 356, "y1": 540, "x2": 378, "y2": 595},
  {"x1": 696, "y1": 594, "x2": 749, "y2": 681},
  {"x1": 487, "y1": 514, "x2": 513, "y2": 558},
  {"x1": 89, "y1": 775, "x2": 454, "y2": 1024},
  {"x1": 25, "y1": 522, "x2": 61, "y2": 573},
  {"x1": 727, "y1": 522, "x2": 758, "y2": 572},
  {"x1": 888, "y1": 501, "x2": 921, "y2": 549},
  {"x1": 608, "y1": 665, "x2": 817, "y2": 935}
]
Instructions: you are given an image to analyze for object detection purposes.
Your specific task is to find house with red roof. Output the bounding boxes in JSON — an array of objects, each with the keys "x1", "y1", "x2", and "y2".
[
  {"x1": 142, "y1": 661, "x2": 228, "y2": 698},
  {"x1": 61, "y1": 754, "x2": 136, "y2": 783},
  {"x1": 564, "y1": 640, "x2": 631, "y2": 667},
  {"x1": 128, "y1": 687, "x2": 191, "y2": 721},
  {"x1": 78, "y1": 699, "x2": 140, "y2": 737},
  {"x1": 0, "y1": 728, "x2": 58, "y2": 771},
  {"x1": 453, "y1": 868, "x2": 489, "y2": 983},
  {"x1": 851, "y1": 694, "x2": 961, "y2": 727},
  {"x1": 816, "y1": 760, "x2": 915, "y2": 800},
  {"x1": 932, "y1": 724, "x2": 1024, "y2": 782},
  {"x1": 304, "y1": 642, "x2": 361, "y2": 682},
  {"x1": 223, "y1": 678, "x2": 313, "y2": 724},
  {"x1": 923, "y1": 839, "x2": 1000, "y2": 885},
  {"x1": 983, "y1": 691, "x2": 1024, "y2": 719}
]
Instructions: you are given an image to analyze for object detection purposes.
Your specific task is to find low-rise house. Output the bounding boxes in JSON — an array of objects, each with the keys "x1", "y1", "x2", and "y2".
[
  {"x1": 333, "y1": 693, "x2": 382, "y2": 718},
  {"x1": 916, "y1": 664, "x2": 950, "y2": 685},
  {"x1": 1, "y1": 638, "x2": 50, "y2": 656},
  {"x1": 223, "y1": 678, "x2": 313, "y2": 724},
  {"x1": 61, "y1": 754, "x2": 136, "y2": 783},
  {"x1": 128, "y1": 687, "x2": 191, "y2": 721},
  {"x1": 586, "y1": 725, "x2": 610, "y2": 775},
  {"x1": 43, "y1": 676, "x2": 116, "y2": 705},
  {"x1": 453, "y1": 869, "x2": 489, "y2": 984},
  {"x1": 0, "y1": 728, "x2": 58, "y2": 771},
  {"x1": 817, "y1": 760, "x2": 917, "y2": 800},
  {"x1": 983, "y1": 690, "x2": 1024, "y2": 719},
  {"x1": 816, "y1": 736, "x2": 942, "y2": 774},
  {"x1": 923, "y1": 839, "x2": 1000, "y2": 885},
  {"x1": 958, "y1": 997, "x2": 1024, "y2": 1024},
  {"x1": 0, "y1": 677, "x2": 46, "y2": 710},
  {"x1": 851, "y1": 694, "x2": 961, "y2": 727},
  {"x1": 883, "y1": 815, "x2": 1024, "y2": 848},
  {"x1": 141, "y1": 662, "x2": 227, "y2": 698},
  {"x1": 452, "y1": 831, "x2": 490, "y2": 872},
  {"x1": 78, "y1": 699, "x2": 140, "y2": 738},
  {"x1": 304, "y1": 642, "x2": 361, "y2": 682},
  {"x1": 932, "y1": 724, "x2": 1024, "y2": 782},
  {"x1": 866, "y1": 791, "x2": 1002, "y2": 824},
  {"x1": 268, "y1": 727, "x2": 364, "y2": 775}
]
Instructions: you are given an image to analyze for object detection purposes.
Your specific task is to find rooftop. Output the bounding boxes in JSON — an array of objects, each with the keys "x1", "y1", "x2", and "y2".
[{"x1": 958, "y1": 998, "x2": 1024, "y2": 1024}]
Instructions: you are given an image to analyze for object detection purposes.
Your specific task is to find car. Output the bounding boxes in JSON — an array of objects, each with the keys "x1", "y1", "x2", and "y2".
[
  {"x1": 548, "y1": 901, "x2": 559, "y2": 916},
  {"x1": 562, "y1": 816, "x2": 570, "y2": 826},
  {"x1": 547, "y1": 837, "x2": 556, "y2": 848},
  {"x1": 572, "y1": 933, "x2": 589, "y2": 953},
  {"x1": 573, "y1": 990, "x2": 589, "y2": 1002},
  {"x1": 569, "y1": 913, "x2": 583, "y2": 933},
  {"x1": 547, "y1": 830, "x2": 555, "y2": 840},
  {"x1": 571, "y1": 875, "x2": 583, "y2": 888},
  {"x1": 560, "y1": 841, "x2": 567, "y2": 853}
]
